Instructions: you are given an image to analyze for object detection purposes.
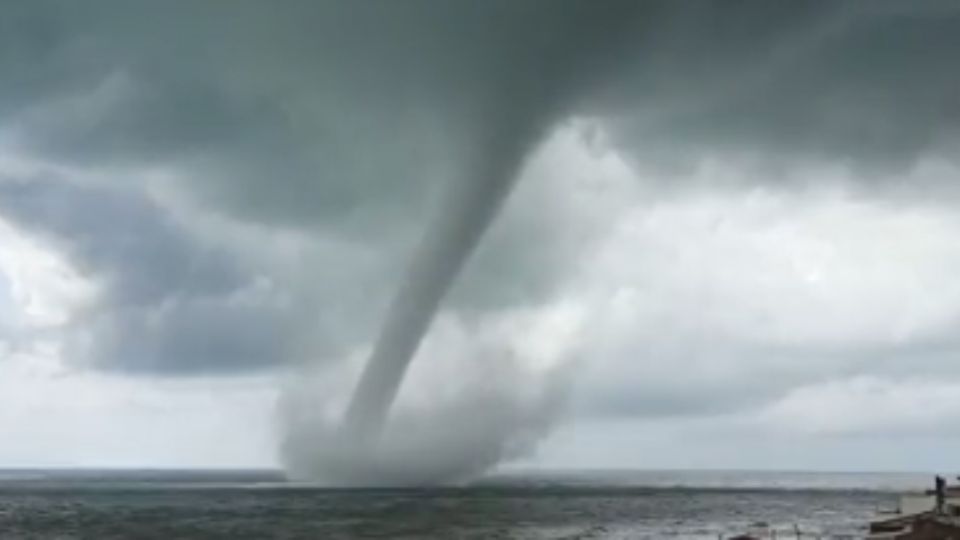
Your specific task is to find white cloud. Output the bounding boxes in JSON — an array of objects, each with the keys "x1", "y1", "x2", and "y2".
[
  {"x1": 540, "y1": 155, "x2": 960, "y2": 423},
  {"x1": 759, "y1": 376, "x2": 960, "y2": 437},
  {"x1": 0, "y1": 216, "x2": 94, "y2": 328}
]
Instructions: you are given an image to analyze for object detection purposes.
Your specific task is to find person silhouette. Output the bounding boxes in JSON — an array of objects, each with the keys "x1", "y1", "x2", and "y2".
[{"x1": 935, "y1": 475, "x2": 946, "y2": 514}]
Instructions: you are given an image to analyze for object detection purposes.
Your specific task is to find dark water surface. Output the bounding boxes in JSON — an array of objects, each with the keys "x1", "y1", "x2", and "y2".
[{"x1": 0, "y1": 470, "x2": 921, "y2": 539}]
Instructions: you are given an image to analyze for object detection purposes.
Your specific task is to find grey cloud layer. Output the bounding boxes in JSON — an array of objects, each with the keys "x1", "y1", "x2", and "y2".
[
  {"x1": 1, "y1": 0, "x2": 959, "y2": 389},
  {"x1": 602, "y1": 2, "x2": 960, "y2": 170},
  {"x1": 0, "y1": 175, "x2": 299, "y2": 373},
  {"x1": 11, "y1": 2, "x2": 959, "y2": 214}
]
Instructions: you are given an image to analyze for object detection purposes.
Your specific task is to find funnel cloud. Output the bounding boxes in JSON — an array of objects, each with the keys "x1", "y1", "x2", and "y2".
[{"x1": 341, "y1": 123, "x2": 540, "y2": 441}]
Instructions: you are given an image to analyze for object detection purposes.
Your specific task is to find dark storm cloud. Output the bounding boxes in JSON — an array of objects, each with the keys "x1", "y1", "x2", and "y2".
[
  {"x1": 3, "y1": 0, "x2": 639, "y2": 229},
  {"x1": 5, "y1": 1, "x2": 959, "y2": 211},
  {"x1": 601, "y1": 1, "x2": 960, "y2": 172},
  {"x1": 1, "y1": 0, "x2": 958, "y2": 379},
  {"x1": 5, "y1": 1, "x2": 958, "y2": 225},
  {"x1": 0, "y1": 176, "x2": 243, "y2": 305},
  {"x1": 0, "y1": 175, "x2": 298, "y2": 373}
]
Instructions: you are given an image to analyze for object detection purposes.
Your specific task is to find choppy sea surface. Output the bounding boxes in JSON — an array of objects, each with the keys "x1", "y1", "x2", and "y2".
[{"x1": 0, "y1": 469, "x2": 934, "y2": 539}]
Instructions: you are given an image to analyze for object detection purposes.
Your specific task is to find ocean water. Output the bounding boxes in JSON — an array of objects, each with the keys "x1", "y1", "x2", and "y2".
[{"x1": 0, "y1": 469, "x2": 931, "y2": 539}]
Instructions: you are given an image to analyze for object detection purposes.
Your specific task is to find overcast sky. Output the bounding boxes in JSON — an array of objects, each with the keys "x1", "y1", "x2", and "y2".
[{"x1": 1, "y1": 1, "x2": 960, "y2": 472}]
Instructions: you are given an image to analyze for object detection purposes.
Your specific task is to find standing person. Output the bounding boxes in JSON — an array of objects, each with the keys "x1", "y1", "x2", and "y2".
[{"x1": 936, "y1": 476, "x2": 947, "y2": 514}]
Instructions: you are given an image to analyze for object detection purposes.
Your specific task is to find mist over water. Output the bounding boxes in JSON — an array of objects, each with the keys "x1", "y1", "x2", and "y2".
[{"x1": 281, "y1": 310, "x2": 575, "y2": 486}]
